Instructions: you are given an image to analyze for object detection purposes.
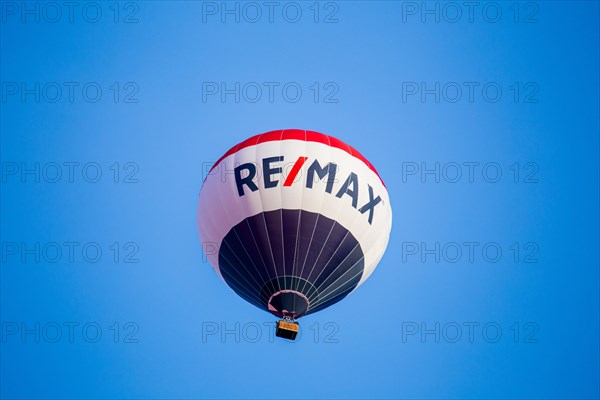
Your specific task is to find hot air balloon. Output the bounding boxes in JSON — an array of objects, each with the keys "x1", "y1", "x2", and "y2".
[{"x1": 197, "y1": 130, "x2": 392, "y2": 340}]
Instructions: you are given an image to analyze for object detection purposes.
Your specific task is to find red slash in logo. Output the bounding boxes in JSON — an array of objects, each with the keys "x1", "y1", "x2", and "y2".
[{"x1": 283, "y1": 156, "x2": 308, "y2": 186}]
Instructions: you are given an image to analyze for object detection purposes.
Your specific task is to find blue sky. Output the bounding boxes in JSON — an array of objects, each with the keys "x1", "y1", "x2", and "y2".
[{"x1": 1, "y1": 1, "x2": 599, "y2": 399}]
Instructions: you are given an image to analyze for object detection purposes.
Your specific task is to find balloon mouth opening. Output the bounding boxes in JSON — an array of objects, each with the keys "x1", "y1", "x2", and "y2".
[{"x1": 268, "y1": 290, "x2": 310, "y2": 319}]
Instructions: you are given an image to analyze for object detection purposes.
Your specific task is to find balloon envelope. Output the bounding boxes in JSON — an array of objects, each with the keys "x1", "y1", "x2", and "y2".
[{"x1": 197, "y1": 130, "x2": 392, "y2": 319}]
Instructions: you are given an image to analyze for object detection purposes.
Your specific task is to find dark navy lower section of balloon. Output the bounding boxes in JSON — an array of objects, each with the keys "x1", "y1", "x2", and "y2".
[{"x1": 218, "y1": 209, "x2": 365, "y2": 317}]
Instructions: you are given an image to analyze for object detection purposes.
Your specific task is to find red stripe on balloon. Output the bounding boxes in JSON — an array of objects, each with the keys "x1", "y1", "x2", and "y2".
[
  {"x1": 283, "y1": 156, "x2": 308, "y2": 187},
  {"x1": 209, "y1": 129, "x2": 385, "y2": 187}
]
